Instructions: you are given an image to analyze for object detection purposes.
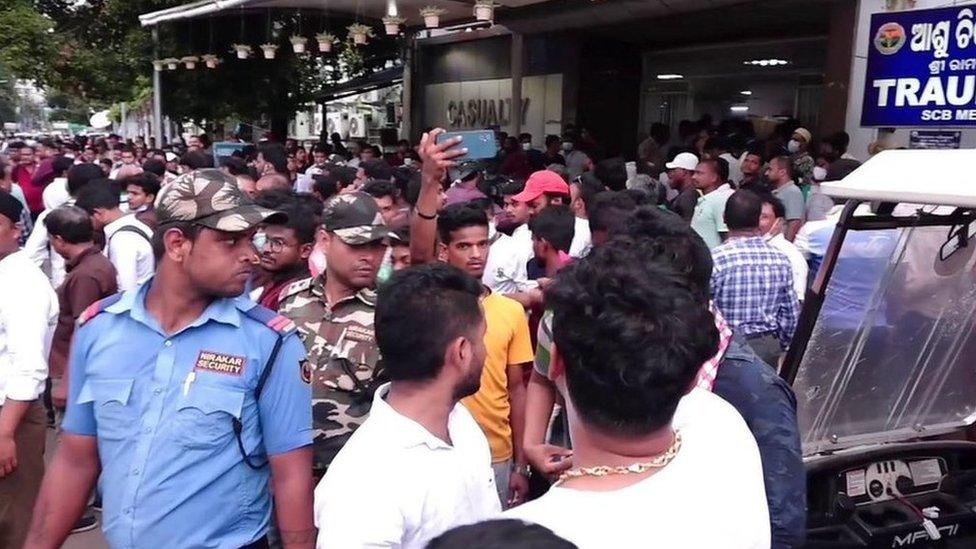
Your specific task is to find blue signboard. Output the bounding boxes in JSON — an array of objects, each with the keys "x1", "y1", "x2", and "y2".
[
  {"x1": 862, "y1": 6, "x2": 976, "y2": 127},
  {"x1": 212, "y1": 142, "x2": 247, "y2": 165}
]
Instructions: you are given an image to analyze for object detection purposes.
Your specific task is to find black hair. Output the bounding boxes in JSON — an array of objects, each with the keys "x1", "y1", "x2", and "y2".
[
  {"x1": 546, "y1": 236, "x2": 719, "y2": 436},
  {"x1": 361, "y1": 179, "x2": 397, "y2": 201},
  {"x1": 518, "y1": 133, "x2": 532, "y2": 142},
  {"x1": 257, "y1": 142, "x2": 288, "y2": 174},
  {"x1": 437, "y1": 204, "x2": 488, "y2": 245},
  {"x1": 650, "y1": 123, "x2": 670, "y2": 145},
  {"x1": 180, "y1": 150, "x2": 214, "y2": 169},
  {"x1": 771, "y1": 155, "x2": 796, "y2": 181},
  {"x1": 500, "y1": 181, "x2": 525, "y2": 197},
  {"x1": 311, "y1": 142, "x2": 333, "y2": 155},
  {"x1": 703, "y1": 135, "x2": 729, "y2": 153},
  {"x1": 360, "y1": 159, "x2": 394, "y2": 182},
  {"x1": 99, "y1": 158, "x2": 113, "y2": 168},
  {"x1": 331, "y1": 166, "x2": 358, "y2": 187},
  {"x1": 572, "y1": 173, "x2": 605, "y2": 210},
  {"x1": 119, "y1": 144, "x2": 135, "y2": 154},
  {"x1": 823, "y1": 131, "x2": 850, "y2": 155},
  {"x1": 375, "y1": 263, "x2": 484, "y2": 382},
  {"x1": 122, "y1": 172, "x2": 161, "y2": 198},
  {"x1": 151, "y1": 221, "x2": 201, "y2": 261},
  {"x1": 545, "y1": 135, "x2": 561, "y2": 146},
  {"x1": 220, "y1": 156, "x2": 249, "y2": 176},
  {"x1": 700, "y1": 157, "x2": 730, "y2": 183},
  {"x1": 724, "y1": 190, "x2": 763, "y2": 231},
  {"x1": 267, "y1": 198, "x2": 321, "y2": 245},
  {"x1": 67, "y1": 163, "x2": 105, "y2": 196},
  {"x1": 75, "y1": 183, "x2": 120, "y2": 214},
  {"x1": 391, "y1": 225, "x2": 410, "y2": 246},
  {"x1": 593, "y1": 157, "x2": 628, "y2": 191},
  {"x1": 588, "y1": 191, "x2": 637, "y2": 235},
  {"x1": 611, "y1": 206, "x2": 712, "y2": 296},
  {"x1": 52, "y1": 156, "x2": 74, "y2": 177},
  {"x1": 758, "y1": 191, "x2": 786, "y2": 219},
  {"x1": 528, "y1": 205, "x2": 575, "y2": 253},
  {"x1": 427, "y1": 520, "x2": 577, "y2": 549},
  {"x1": 312, "y1": 175, "x2": 340, "y2": 202},
  {"x1": 142, "y1": 158, "x2": 166, "y2": 177},
  {"x1": 43, "y1": 205, "x2": 94, "y2": 244},
  {"x1": 468, "y1": 197, "x2": 495, "y2": 215}
]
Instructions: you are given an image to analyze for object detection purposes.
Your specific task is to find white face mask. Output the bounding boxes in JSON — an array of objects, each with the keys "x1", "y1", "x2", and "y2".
[
  {"x1": 658, "y1": 171, "x2": 670, "y2": 187},
  {"x1": 764, "y1": 219, "x2": 782, "y2": 241},
  {"x1": 812, "y1": 166, "x2": 827, "y2": 182},
  {"x1": 561, "y1": 142, "x2": 574, "y2": 152},
  {"x1": 521, "y1": 142, "x2": 532, "y2": 151},
  {"x1": 787, "y1": 140, "x2": 801, "y2": 153}
]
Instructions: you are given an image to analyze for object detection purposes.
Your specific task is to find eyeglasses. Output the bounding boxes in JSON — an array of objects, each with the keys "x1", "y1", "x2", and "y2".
[{"x1": 252, "y1": 232, "x2": 296, "y2": 252}]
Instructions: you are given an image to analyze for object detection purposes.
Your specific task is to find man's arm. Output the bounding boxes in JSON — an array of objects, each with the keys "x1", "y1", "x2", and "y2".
[
  {"x1": 522, "y1": 370, "x2": 572, "y2": 476},
  {"x1": 23, "y1": 211, "x2": 50, "y2": 268},
  {"x1": 785, "y1": 219, "x2": 802, "y2": 242},
  {"x1": 23, "y1": 434, "x2": 100, "y2": 549},
  {"x1": 409, "y1": 129, "x2": 465, "y2": 264},
  {"x1": 0, "y1": 400, "x2": 30, "y2": 477},
  {"x1": 269, "y1": 447, "x2": 316, "y2": 549},
  {"x1": 506, "y1": 362, "x2": 529, "y2": 505}
]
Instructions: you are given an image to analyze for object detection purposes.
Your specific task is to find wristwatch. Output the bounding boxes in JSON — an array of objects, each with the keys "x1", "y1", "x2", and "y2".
[{"x1": 512, "y1": 463, "x2": 532, "y2": 478}]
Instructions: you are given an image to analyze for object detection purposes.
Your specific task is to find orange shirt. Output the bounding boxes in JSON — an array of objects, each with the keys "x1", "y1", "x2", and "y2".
[{"x1": 462, "y1": 292, "x2": 534, "y2": 462}]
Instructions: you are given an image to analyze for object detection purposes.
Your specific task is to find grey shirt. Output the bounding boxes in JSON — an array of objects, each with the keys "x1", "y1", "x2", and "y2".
[{"x1": 773, "y1": 182, "x2": 805, "y2": 222}]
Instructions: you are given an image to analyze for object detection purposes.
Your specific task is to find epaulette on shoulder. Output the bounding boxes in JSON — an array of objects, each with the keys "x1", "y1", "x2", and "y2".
[
  {"x1": 280, "y1": 277, "x2": 314, "y2": 300},
  {"x1": 78, "y1": 293, "x2": 125, "y2": 326},
  {"x1": 242, "y1": 304, "x2": 297, "y2": 336}
]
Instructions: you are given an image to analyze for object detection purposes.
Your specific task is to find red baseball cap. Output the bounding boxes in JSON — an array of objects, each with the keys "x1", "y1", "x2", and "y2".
[{"x1": 511, "y1": 170, "x2": 571, "y2": 203}]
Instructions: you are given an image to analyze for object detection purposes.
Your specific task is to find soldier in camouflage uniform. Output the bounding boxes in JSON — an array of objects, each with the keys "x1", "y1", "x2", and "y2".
[{"x1": 278, "y1": 192, "x2": 392, "y2": 474}]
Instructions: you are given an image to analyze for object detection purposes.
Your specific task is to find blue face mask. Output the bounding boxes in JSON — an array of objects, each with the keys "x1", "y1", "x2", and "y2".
[{"x1": 252, "y1": 231, "x2": 267, "y2": 251}]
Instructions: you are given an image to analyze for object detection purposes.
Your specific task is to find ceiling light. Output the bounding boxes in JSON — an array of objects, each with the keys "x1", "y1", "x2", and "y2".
[
  {"x1": 740, "y1": 90, "x2": 753, "y2": 95},
  {"x1": 730, "y1": 105, "x2": 749, "y2": 113},
  {"x1": 656, "y1": 74, "x2": 684, "y2": 80},
  {"x1": 743, "y1": 58, "x2": 790, "y2": 67}
]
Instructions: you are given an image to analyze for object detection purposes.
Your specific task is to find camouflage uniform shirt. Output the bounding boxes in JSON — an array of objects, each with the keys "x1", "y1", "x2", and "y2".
[{"x1": 278, "y1": 275, "x2": 383, "y2": 472}]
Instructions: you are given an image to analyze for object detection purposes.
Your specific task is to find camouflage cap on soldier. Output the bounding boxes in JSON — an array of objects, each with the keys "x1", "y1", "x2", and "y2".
[
  {"x1": 156, "y1": 168, "x2": 285, "y2": 231},
  {"x1": 323, "y1": 192, "x2": 392, "y2": 245}
]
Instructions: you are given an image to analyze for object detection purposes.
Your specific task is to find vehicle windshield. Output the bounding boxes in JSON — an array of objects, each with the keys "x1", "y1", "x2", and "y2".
[{"x1": 794, "y1": 222, "x2": 976, "y2": 455}]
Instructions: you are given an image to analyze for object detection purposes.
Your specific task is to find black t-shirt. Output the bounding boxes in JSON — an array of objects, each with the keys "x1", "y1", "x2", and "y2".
[{"x1": 669, "y1": 187, "x2": 699, "y2": 222}]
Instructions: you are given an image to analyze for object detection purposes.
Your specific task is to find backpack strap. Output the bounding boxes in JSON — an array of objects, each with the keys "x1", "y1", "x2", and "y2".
[
  {"x1": 110, "y1": 224, "x2": 152, "y2": 245},
  {"x1": 78, "y1": 293, "x2": 125, "y2": 326}
]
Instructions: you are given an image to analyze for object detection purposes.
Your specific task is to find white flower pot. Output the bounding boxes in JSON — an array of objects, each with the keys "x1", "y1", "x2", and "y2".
[
  {"x1": 475, "y1": 6, "x2": 494, "y2": 21},
  {"x1": 352, "y1": 33, "x2": 368, "y2": 45},
  {"x1": 384, "y1": 23, "x2": 399, "y2": 35},
  {"x1": 235, "y1": 48, "x2": 250, "y2": 59},
  {"x1": 206, "y1": 59, "x2": 219, "y2": 68},
  {"x1": 424, "y1": 15, "x2": 440, "y2": 28},
  {"x1": 153, "y1": 61, "x2": 164, "y2": 72},
  {"x1": 184, "y1": 61, "x2": 196, "y2": 69},
  {"x1": 318, "y1": 41, "x2": 333, "y2": 52},
  {"x1": 261, "y1": 46, "x2": 278, "y2": 59},
  {"x1": 167, "y1": 62, "x2": 178, "y2": 70},
  {"x1": 290, "y1": 38, "x2": 307, "y2": 53}
]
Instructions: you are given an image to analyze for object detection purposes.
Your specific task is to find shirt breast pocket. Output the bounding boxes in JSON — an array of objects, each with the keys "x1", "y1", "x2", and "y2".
[
  {"x1": 77, "y1": 378, "x2": 137, "y2": 441},
  {"x1": 172, "y1": 384, "x2": 245, "y2": 450}
]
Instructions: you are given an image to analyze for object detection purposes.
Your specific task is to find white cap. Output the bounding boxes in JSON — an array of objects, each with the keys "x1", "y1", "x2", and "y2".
[
  {"x1": 165, "y1": 152, "x2": 179, "y2": 163},
  {"x1": 665, "y1": 152, "x2": 699, "y2": 171}
]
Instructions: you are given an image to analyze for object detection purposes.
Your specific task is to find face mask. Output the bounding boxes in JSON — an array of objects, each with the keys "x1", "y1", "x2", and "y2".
[
  {"x1": 658, "y1": 171, "x2": 670, "y2": 187},
  {"x1": 787, "y1": 140, "x2": 801, "y2": 153},
  {"x1": 561, "y1": 142, "x2": 573, "y2": 152},
  {"x1": 813, "y1": 166, "x2": 828, "y2": 182},
  {"x1": 252, "y1": 231, "x2": 267, "y2": 251},
  {"x1": 521, "y1": 142, "x2": 532, "y2": 151},
  {"x1": 764, "y1": 220, "x2": 782, "y2": 241}
]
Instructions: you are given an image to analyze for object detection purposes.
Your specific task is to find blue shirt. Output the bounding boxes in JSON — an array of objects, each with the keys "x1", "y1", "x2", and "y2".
[
  {"x1": 62, "y1": 282, "x2": 312, "y2": 549},
  {"x1": 711, "y1": 236, "x2": 800, "y2": 349}
]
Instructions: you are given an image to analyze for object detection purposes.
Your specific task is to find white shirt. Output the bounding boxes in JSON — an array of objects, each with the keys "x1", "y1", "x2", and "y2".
[
  {"x1": 768, "y1": 233, "x2": 808, "y2": 301},
  {"x1": 569, "y1": 216, "x2": 592, "y2": 259},
  {"x1": 103, "y1": 214, "x2": 155, "y2": 292},
  {"x1": 42, "y1": 177, "x2": 70, "y2": 210},
  {"x1": 720, "y1": 152, "x2": 743, "y2": 187},
  {"x1": 315, "y1": 383, "x2": 501, "y2": 549},
  {"x1": 505, "y1": 389, "x2": 770, "y2": 549},
  {"x1": 483, "y1": 224, "x2": 537, "y2": 295},
  {"x1": 0, "y1": 251, "x2": 59, "y2": 405}
]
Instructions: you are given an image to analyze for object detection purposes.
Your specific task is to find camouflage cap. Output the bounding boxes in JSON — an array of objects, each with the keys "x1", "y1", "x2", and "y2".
[
  {"x1": 323, "y1": 192, "x2": 391, "y2": 245},
  {"x1": 156, "y1": 168, "x2": 285, "y2": 231}
]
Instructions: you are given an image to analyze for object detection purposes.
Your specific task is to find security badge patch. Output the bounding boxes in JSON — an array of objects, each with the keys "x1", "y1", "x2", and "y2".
[
  {"x1": 194, "y1": 351, "x2": 246, "y2": 376},
  {"x1": 300, "y1": 359, "x2": 312, "y2": 384}
]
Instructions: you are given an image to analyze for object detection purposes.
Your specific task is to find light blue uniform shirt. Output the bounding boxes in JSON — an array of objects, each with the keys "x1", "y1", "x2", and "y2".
[{"x1": 62, "y1": 282, "x2": 312, "y2": 549}]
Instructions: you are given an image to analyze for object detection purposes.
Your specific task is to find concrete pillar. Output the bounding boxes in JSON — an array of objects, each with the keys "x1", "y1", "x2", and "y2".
[{"x1": 511, "y1": 33, "x2": 524, "y2": 136}]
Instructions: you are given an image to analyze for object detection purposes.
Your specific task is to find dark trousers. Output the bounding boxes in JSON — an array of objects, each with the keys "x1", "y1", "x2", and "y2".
[{"x1": 0, "y1": 400, "x2": 47, "y2": 549}]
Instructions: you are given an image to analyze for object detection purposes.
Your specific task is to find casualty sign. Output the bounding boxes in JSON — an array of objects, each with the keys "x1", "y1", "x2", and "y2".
[{"x1": 862, "y1": 6, "x2": 976, "y2": 127}]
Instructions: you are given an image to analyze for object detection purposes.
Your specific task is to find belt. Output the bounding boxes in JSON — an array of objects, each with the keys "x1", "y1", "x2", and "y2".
[
  {"x1": 240, "y1": 536, "x2": 269, "y2": 549},
  {"x1": 743, "y1": 330, "x2": 778, "y2": 341}
]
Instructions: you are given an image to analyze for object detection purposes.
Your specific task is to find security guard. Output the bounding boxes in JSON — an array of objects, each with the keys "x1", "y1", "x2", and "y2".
[{"x1": 24, "y1": 169, "x2": 314, "y2": 549}]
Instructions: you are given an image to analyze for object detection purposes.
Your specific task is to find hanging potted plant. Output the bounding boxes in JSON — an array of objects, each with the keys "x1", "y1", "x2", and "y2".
[
  {"x1": 180, "y1": 55, "x2": 199, "y2": 69},
  {"x1": 162, "y1": 57, "x2": 180, "y2": 70},
  {"x1": 202, "y1": 54, "x2": 221, "y2": 69},
  {"x1": 260, "y1": 43, "x2": 279, "y2": 59},
  {"x1": 152, "y1": 60, "x2": 166, "y2": 72},
  {"x1": 382, "y1": 15, "x2": 406, "y2": 36},
  {"x1": 347, "y1": 23, "x2": 374, "y2": 45},
  {"x1": 420, "y1": 6, "x2": 446, "y2": 29},
  {"x1": 315, "y1": 32, "x2": 336, "y2": 52},
  {"x1": 289, "y1": 35, "x2": 308, "y2": 53},
  {"x1": 231, "y1": 44, "x2": 252, "y2": 59},
  {"x1": 474, "y1": 0, "x2": 496, "y2": 21}
]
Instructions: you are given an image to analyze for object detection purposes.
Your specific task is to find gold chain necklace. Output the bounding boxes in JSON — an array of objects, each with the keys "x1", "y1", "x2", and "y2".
[{"x1": 556, "y1": 431, "x2": 682, "y2": 485}]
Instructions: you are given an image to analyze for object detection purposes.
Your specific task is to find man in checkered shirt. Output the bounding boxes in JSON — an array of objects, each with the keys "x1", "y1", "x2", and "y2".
[{"x1": 711, "y1": 190, "x2": 800, "y2": 367}]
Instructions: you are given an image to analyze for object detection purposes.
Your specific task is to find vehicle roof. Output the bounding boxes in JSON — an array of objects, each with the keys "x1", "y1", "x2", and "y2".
[{"x1": 822, "y1": 149, "x2": 976, "y2": 208}]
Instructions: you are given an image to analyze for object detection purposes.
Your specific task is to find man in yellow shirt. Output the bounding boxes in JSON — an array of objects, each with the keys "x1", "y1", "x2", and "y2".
[{"x1": 434, "y1": 204, "x2": 534, "y2": 508}]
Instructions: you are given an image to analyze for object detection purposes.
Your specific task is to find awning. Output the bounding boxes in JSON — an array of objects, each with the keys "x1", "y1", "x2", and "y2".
[{"x1": 316, "y1": 67, "x2": 404, "y2": 103}]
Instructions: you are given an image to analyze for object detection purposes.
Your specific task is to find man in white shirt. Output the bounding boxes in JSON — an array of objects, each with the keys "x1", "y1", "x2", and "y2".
[
  {"x1": 505, "y1": 236, "x2": 769, "y2": 549},
  {"x1": 75, "y1": 183, "x2": 154, "y2": 292},
  {"x1": 0, "y1": 192, "x2": 59, "y2": 549},
  {"x1": 760, "y1": 193, "x2": 809, "y2": 301},
  {"x1": 315, "y1": 263, "x2": 501, "y2": 548},
  {"x1": 568, "y1": 173, "x2": 603, "y2": 259}
]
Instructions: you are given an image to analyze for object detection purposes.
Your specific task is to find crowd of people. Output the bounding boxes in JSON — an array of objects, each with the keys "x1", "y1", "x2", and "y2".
[{"x1": 0, "y1": 116, "x2": 866, "y2": 549}]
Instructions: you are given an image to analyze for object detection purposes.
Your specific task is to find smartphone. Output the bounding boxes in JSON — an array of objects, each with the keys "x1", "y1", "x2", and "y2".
[{"x1": 436, "y1": 130, "x2": 497, "y2": 161}]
